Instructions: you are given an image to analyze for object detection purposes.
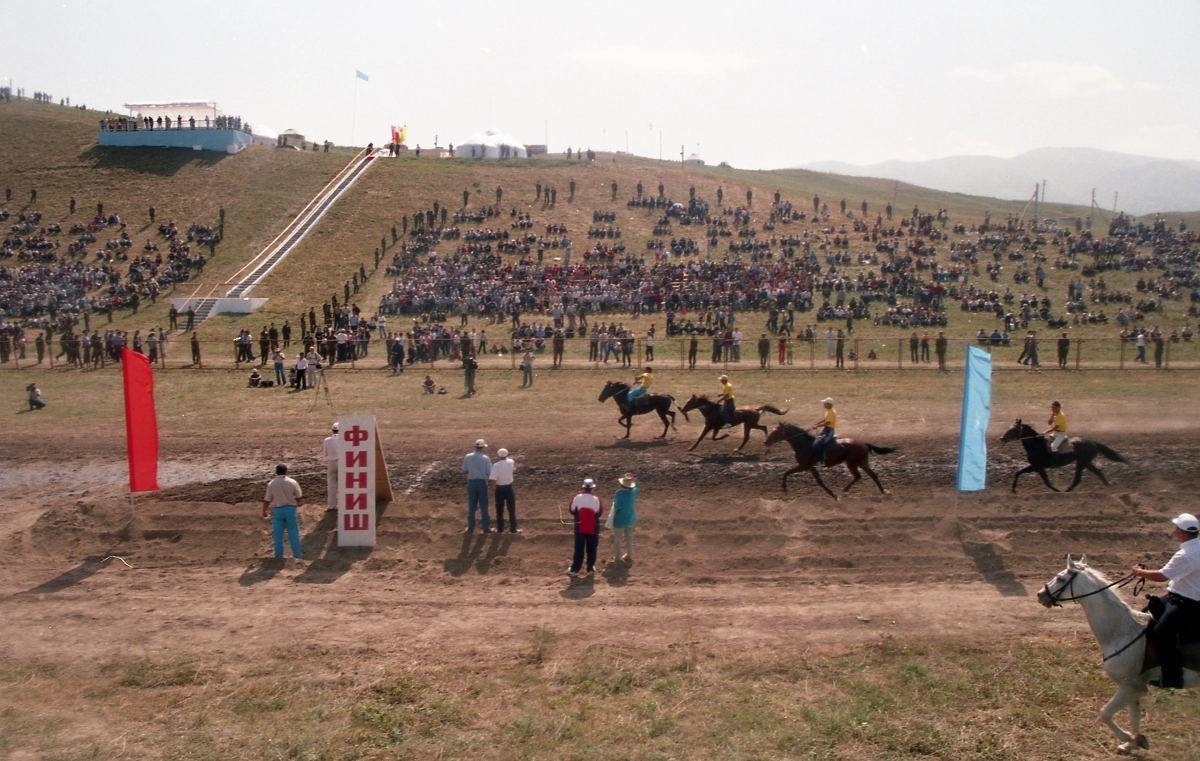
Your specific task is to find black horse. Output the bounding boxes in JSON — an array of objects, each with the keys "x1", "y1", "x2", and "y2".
[
  {"x1": 999, "y1": 419, "x2": 1127, "y2": 493},
  {"x1": 599, "y1": 381, "x2": 678, "y2": 439}
]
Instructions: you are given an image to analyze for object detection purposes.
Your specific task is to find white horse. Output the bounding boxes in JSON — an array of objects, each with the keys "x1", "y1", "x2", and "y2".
[{"x1": 1038, "y1": 556, "x2": 1198, "y2": 754}]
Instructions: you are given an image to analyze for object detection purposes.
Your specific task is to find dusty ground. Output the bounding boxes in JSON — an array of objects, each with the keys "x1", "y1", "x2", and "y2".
[{"x1": 2, "y1": 383, "x2": 1199, "y2": 758}]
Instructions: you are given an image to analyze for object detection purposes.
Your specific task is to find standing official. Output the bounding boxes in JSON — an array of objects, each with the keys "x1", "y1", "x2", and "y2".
[
  {"x1": 491, "y1": 448, "x2": 519, "y2": 533},
  {"x1": 567, "y1": 478, "x2": 603, "y2": 577},
  {"x1": 324, "y1": 423, "x2": 340, "y2": 511},
  {"x1": 462, "y1": 439, "x2": 492, "y2": 533},
  {"x1": 260, "y1": 464, "x2": 304, "y2": 559}
]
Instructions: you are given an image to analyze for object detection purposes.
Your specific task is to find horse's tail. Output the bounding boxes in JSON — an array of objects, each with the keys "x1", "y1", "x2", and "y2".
[
  {"x1": 866, "y1": 443, "x2": 897, "y2": 455},
  {"x1": 756, "y1": 405, "x2": 790, "y2": 416},
  {"x1": 1094, "y1": 442, "x2": 1127, "y2": 463}
]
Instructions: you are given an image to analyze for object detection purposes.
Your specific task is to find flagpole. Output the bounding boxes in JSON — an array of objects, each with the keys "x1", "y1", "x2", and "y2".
[{"x1": 351, "y1": 74, "x2": 358, "y2": 147}]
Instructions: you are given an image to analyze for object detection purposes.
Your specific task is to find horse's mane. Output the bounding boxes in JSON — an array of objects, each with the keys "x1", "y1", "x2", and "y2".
[
  {"x1": 692, "y1": 394, "x2": 715, "y2": 405},
  {"x1": 607, "y1": 380, "x2": 630, "y2": 389},
  {"x1": 1077, "y1": 565, "x2": 1151, "y2": 625},
  {"x1": 776, "y1": 421, "x2": 812, "y2": 439}
]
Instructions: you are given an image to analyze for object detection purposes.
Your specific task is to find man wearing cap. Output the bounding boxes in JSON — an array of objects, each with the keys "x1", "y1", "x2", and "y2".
[
  {"x1": 491, "y1": 448, "x2": 519, "y2": 533},
  {"x1": 568, "y1": 478, "x2": 604, "y2": 577},
  {"x1": 462, "y1": 439, "x2": 493, "y2": 533},
  {"x1": 261, "y1": 464, "x2": 304, "y2": 560},
  {"x1": 1132, "y1": 513, "x2": 1200, "y2": 689},
  {"x1": 323, "y1": 423, "x2": 340, "y2": 511},
  {"x1": 811, "y1": 398, "x2": 837, "y2": 465},
  {"x1": 1042, "y1": 401, "x2": 1068, "y2": 453},
  {"x1": 717, "y1": 375, "x2": 735, "y2": 428}
]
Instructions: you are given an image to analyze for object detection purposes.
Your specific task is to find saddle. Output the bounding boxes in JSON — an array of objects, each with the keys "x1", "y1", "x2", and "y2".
[
  {"x1": 1139, "y1": 594, "x2": 1200, "y2": 675},
  {"x1": 630, "y1": 394, "x2": 653, "y2": 414}
]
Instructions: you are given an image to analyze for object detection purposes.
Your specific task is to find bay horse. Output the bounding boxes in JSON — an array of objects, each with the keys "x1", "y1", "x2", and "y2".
[
  {"x1": 764, "y1": 422, "x2": 895, "y2": 499},
  {"x1": 679, "y1": 394, "x2": 789, "y2": 452},
  {"x1": 1038, "y1": 556, "x2": 1198, "y2": 754},
  {"x1": 999, "y1": 419, "x2": 1126, "y2": 493},
  {"x1": 599, "y1": 381, "x2": 678, "y2": 439}
]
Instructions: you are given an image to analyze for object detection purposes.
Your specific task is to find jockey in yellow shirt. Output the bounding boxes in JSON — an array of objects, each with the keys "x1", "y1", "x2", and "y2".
[
  {"x1": 718, "y1": 374, "x2": 735, "y2": 428},
  {"x1": 628, "y1": 366, "x2": 653, "y2": 402},
  {"x1": 811, "y1": 397, "x2": 837, "y2": 465},
  {"x1": 1043, "y1": 401, "x2": 1067, "y2": 452}
]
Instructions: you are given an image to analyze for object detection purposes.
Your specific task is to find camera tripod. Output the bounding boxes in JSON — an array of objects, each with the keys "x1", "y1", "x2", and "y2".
[{"x1": 309, "y1": 364, "x2": 334, "y2": 411}]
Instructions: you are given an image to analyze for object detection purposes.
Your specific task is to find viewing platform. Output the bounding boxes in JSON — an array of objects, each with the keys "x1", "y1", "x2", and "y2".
[{"x1": 98, "y1": 121, "x2": 254, "y2": 153}]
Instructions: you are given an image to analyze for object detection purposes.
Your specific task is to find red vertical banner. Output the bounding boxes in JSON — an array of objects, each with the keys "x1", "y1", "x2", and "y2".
[{"x1": 121, "y1": 348, "x2": 160, "y2": 492}]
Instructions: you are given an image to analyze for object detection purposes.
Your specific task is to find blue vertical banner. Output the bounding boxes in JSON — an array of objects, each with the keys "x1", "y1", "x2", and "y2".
[{"x1": 956, "y1": 345, "x2": 992, "y2": 491}]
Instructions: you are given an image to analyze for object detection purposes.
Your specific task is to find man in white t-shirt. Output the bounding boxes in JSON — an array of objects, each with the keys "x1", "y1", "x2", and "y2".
[
  {"x1": 1132, "y1": 512, "x2": 1200, "y2": 689},
  {"x1": 490, "y1": 448, "x2": 519, "y2": 533},
  {"x1": 323, "y1": 422, "x2": 340, "y2": 511}
]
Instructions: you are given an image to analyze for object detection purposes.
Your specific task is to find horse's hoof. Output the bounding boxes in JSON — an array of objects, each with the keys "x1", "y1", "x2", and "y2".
[
  {"x1": 1117, "y1": 742, "x2": 1134, "y2": 755},
  {"x1": 1136, "y1": 735, "x2": 1149, "y2": 750},
  {"x1": 882, "y1": 490, "x2": 891, "y2": 496}
]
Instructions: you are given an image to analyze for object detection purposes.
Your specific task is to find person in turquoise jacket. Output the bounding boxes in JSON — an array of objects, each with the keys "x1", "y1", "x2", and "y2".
[{"x1": 610, "y1": 473, "x2": 638, "y2": 563}]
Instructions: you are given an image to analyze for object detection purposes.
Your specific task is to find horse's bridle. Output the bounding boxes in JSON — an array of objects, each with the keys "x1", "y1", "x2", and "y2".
[
  {"x1": 1041, "y1": 570, "x2": 1140, "y2": 607},
  {"x1": 1042, "y1": 570, "x2": 1147, "y2": 663}
]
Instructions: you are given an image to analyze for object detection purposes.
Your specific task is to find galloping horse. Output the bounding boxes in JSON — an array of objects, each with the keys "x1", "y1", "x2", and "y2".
[
  {"x1": 679, "y1": 395, "x2": 789, "y2": 451},
  {"x1": 599, "y1": 381, "x2": 678, "y2": 439},
  {"x1": 764, "y1": 422, "x2": 895, "y2": 499},
  {"x1": 1000, "y1": 419, "x2": 1126, "y2": 493}
]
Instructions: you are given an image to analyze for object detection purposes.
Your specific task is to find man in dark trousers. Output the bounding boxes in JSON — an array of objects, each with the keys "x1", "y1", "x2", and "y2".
[
  {"x1": 490, "y1": 448, "x2": 519, "y2": 533},
  {"x1": 567, "y1": 478, "x2": 603, "y2": 578},
  {"x1": 935, "y1": 332, "x2": 948, "y2": 371},
  {"x1": 758, "y1": 333, "x2": 771, "y2": 368},
  {"x1": 1132, "y1": 513, "x2": 1200, "y2": 689},
  {"x1": 1057, "y1": 332, "x2": 1070, "y2": 368}
]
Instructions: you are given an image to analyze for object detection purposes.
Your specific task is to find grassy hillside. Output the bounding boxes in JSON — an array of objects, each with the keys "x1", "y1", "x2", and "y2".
[{"x1": 4, "y1": 99, "x2": 1197, "y2": 361}]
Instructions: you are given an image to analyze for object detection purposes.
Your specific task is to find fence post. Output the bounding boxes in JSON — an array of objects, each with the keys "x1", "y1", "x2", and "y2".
[
  {"x1": 679, "y1": 339, "x2": 685, "y2": 371},
  {"x1": 1119, "y1": 340, "x2": 1125, "y2": 370},
  {"x1": 1165, "y1": 339, "x2": 1170, "y2": 371},
  {"x1": 809, "y1": 338, "x2": 815, "y2": 372},
  {"x1": 1074, "y1": 338, "x2": 1082, "y2": 372},
  {"x1": 854, "y1": 339, "x2": 860, "y2": 372},
  {"x1": 897, "y1": 338, "x2": 902, "y2": 371}
]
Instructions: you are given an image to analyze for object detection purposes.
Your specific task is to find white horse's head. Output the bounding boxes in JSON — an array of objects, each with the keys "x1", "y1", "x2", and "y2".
[{"x1": 1037, "y1": 554, "x2": 1097, "y2": 608}]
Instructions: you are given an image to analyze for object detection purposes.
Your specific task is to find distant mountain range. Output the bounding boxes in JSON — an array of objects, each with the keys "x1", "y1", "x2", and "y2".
[{"x1": 805, "y1": 148, "x2": 1200, "y2": 216}]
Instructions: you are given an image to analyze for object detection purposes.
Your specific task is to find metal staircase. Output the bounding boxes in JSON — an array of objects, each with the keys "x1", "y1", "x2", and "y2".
[{"x1": 183, "y1": 148, "x2": 378, "y2": 323}]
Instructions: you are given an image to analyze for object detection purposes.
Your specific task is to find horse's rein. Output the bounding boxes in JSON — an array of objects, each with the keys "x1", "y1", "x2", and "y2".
[{"x1": 1043, "y1": 571, "x2": 1142, "y2": 607}]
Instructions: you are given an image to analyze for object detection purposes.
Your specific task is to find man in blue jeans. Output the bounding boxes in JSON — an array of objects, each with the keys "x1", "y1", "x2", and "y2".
[
  {"x1": 462, "y1": 438, "x2": 493, "y2": 533},
  {"x1": 260, "y1": 463, "x2": 303, "y2": 559}
]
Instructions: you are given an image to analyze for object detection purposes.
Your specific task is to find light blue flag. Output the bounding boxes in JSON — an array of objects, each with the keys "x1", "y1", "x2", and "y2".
[
  {"x1": 356, "y1": 70, "x2": 369, "y2": 82},
  {"x1": 956, "y1": 345, "x2": 992, "y2": 491}
]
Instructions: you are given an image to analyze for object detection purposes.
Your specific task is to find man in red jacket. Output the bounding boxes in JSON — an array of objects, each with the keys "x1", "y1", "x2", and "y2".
[{"x1": 568, "y1": 478, "x2": 604, "y2": 577}]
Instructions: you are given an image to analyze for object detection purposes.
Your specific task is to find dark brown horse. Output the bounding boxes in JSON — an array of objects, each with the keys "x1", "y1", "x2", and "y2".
[
  {"x1": 764, "y1": 422, "x2": 895, "y2": 499},
  {"x1": 679, "y1": 395, "x2": 790, "y2": 451},
  {"x1": 599, "y1": 381, "x2": 678, "y2": 439},
  {"x1": 999, "y1": 419, "x2": 1127, "y2": 493}
]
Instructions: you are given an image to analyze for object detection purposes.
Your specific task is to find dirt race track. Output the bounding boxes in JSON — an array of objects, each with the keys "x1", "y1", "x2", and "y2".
[
  {"x1": 2, "y1": 412, "x2": 1199, "y2": 759},
  {"x1": 3, "y1": 421, "x2": 1196, "y2": 658}
]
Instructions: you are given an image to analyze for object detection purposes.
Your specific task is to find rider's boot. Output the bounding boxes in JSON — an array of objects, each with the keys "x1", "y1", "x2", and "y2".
[{"x1": 1151, "y1": 665, "x2": 1184, "y2": 689}]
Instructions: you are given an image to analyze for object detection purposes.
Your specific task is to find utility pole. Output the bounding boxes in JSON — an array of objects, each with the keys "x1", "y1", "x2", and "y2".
[
  {"x1": 1113, "y1": 192, "x2": 1118, "y2": 214},
  {"x1": 1033, "y1": 182, "x2": 1039, "y2": 228},
  {"x1": 681, "y1": 145, "x2": 685, "y2": 167}
]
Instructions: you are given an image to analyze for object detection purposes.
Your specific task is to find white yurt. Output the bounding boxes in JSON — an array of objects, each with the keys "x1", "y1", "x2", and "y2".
[{"x1": 456, "y1": 129, "x2": 528, "y2": 159}]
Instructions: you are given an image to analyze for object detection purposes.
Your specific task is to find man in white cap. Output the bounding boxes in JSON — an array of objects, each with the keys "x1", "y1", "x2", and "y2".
[
  {"x1": 323, "y1": 422, "x2": 340, "y2": 511},
  {"x1": 567, "y1": 478, "x2": 604, "y2": 577},
  {"x1": 811, "y1": 398, "x2": 837, "y2": 465},
  {"x1": 491, "y1": 448, "x2": 519, "y2": 533},
  {"x1": 461, "y1": 439, "x2": 492, "y2": 533},
  {"x1": 1132, "y1": 512, "x2": 1200, "y2": 689}
]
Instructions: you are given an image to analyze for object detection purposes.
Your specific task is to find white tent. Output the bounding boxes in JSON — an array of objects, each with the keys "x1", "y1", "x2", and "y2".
[{"x1": 457, "y1": 129, "x2": 528, "y2": 159}]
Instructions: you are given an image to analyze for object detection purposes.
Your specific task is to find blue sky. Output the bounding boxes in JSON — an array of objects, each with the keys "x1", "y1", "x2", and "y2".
[{"x1": 5, "y1": 0, "x2": 1198, "y2": 167}]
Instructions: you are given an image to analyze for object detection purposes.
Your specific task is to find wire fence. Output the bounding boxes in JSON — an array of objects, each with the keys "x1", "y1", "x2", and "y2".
[{"x1": 2, "y1": 335, "x2": 1197, "y2": 374}]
